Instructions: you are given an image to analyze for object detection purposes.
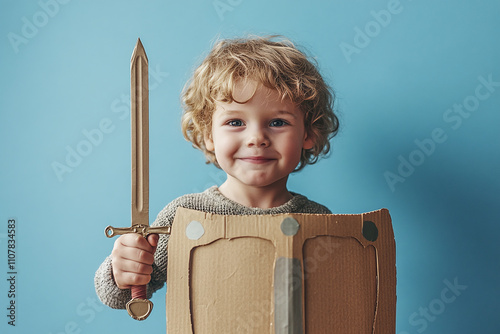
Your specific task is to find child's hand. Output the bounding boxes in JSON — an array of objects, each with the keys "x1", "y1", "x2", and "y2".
[{"x1": 111, "y1": 233, "x2": 159, "y2": 290}]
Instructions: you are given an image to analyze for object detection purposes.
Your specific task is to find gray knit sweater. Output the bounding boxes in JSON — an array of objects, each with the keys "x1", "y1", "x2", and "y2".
[{"x1": 94, "y1": 186, "x2": 330, "y2": 309}]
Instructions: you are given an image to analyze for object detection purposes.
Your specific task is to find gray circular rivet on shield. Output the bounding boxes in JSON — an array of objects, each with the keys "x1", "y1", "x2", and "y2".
[
  {"x1": 281, "y1": 217, "x2": 300, "y2": 236},
  {"x1": 186, "y1": 220, "x2": 205, "y2": 240}
]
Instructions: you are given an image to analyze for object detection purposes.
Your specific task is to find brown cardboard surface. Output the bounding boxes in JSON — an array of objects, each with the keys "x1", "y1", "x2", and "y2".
[{"x1": 166, "y1": 207, "x2": 396, "y2": 333}]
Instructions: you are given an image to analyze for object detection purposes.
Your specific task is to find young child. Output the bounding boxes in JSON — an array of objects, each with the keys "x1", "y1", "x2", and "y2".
[{"x1": 95, "y1": 35, "x2": 339, "y2": 309}]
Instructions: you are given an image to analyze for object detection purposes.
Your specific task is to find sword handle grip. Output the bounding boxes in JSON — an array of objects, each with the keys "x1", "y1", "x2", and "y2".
[{"x1": 104, "y1": 225, "x2": 170, "y2": 320}]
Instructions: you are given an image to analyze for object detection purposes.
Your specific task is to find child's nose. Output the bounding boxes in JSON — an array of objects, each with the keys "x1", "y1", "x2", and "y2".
[{"x1": 246, "y1": 127, "x2": 270, "y2": 148}]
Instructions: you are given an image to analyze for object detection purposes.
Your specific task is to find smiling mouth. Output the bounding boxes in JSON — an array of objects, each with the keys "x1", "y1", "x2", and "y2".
[{"x1": 239, "y1": 157, "x2": 275, "y2": 164}]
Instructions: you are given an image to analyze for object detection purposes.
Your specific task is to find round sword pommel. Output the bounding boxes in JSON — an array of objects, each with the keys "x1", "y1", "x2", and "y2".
[{"x1": 126, "y1": 298, "x2": 153, "y2": 321}]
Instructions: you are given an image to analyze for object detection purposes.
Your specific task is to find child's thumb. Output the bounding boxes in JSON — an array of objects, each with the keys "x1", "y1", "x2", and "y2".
[{"x1": 147, "y1": 233, "x2": 159, "y2": 249}]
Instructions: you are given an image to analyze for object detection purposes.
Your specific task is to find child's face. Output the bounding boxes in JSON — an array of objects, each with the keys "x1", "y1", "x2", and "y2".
[{"x1": 204, "y1": 79, "x2": 314, "y2": 189}]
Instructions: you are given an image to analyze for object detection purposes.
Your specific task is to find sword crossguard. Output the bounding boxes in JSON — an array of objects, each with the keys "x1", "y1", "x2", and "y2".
[{"x1": 105, "y1": 224, "x2": 171, "y2": 238}]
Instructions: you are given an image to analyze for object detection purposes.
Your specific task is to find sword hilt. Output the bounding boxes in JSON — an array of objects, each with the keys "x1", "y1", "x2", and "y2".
[{"x1": 104, "y1": 224, "x2": 170, "y2": 320}]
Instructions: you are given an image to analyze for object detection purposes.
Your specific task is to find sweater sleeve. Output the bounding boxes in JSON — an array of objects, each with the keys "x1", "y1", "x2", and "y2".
[{"x1": 94, "y1": 255, "x2": 128, "y2": 309}]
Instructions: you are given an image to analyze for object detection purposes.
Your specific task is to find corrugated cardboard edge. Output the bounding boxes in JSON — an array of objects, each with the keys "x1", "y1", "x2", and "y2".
[{"x1": 364, "y1": 208, "x2": 396, "y2": 334}]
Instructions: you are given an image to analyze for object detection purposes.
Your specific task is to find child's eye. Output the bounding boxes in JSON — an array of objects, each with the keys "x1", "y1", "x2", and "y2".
[
  {"x1": 227, "y1": 119, "x2": 244, "y2": 126},
  {"x1": 269, "y1": 119, "x2": 288, "y2": 127}
]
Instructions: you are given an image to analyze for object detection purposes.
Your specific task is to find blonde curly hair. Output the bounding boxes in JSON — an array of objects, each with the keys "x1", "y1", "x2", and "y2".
[{"x1": 181, "y1": 35, "x2": 339, "y2": 171}]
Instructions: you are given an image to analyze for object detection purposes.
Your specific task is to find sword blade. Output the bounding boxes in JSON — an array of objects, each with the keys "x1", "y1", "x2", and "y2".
[{"x1": 131, "y1": 38, "x2": 149, "y2": 227}]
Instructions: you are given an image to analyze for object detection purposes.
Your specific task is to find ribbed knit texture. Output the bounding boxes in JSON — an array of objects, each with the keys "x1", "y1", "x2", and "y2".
[{"x1": 94, "y1": 186, "x2": 330, "y2": 309}]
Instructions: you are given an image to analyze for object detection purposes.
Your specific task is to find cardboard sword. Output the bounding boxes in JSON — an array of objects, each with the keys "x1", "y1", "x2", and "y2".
[{"x1": 105, "y1": 39, "x2": 171, "y2": 321}]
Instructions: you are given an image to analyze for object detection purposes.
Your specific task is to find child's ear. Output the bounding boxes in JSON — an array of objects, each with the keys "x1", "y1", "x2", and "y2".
[
  {"x1": 204, "y1": 132, "x2": 215, "y2": 152},
  {"x1": 302, "y1": 132, "x2": 314, "y2": 150}
]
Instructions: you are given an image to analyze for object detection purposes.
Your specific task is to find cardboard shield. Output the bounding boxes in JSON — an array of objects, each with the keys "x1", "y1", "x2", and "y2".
[{"x1": 166, "y1": 207, "x2": 396, "y2": 333}]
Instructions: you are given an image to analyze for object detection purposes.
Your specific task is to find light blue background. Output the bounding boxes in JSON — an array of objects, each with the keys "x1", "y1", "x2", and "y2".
[{"x1": 1, "y1": 0, "x2": 499, "y2": 333}]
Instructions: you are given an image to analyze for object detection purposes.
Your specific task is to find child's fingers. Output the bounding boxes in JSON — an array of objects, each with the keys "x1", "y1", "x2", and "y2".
[
  {"x1": 111, "y1": 253, "x2": 155, "y2": 290},
  {"x1": 113, "y1": 256, "x2": 154, "y2": 275},
  {"x1": 112, "y1": 242, "x2": 155, "y2": 265},
  {"x1": 115, "y1": 234, "x2": 156, "y2": 253},
  {"x1": 112, "y1": 270, "x2": 152, "y2": 290},
  {"x1": 110, "y1": 233, "x2": 158, "y2": 289}
]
